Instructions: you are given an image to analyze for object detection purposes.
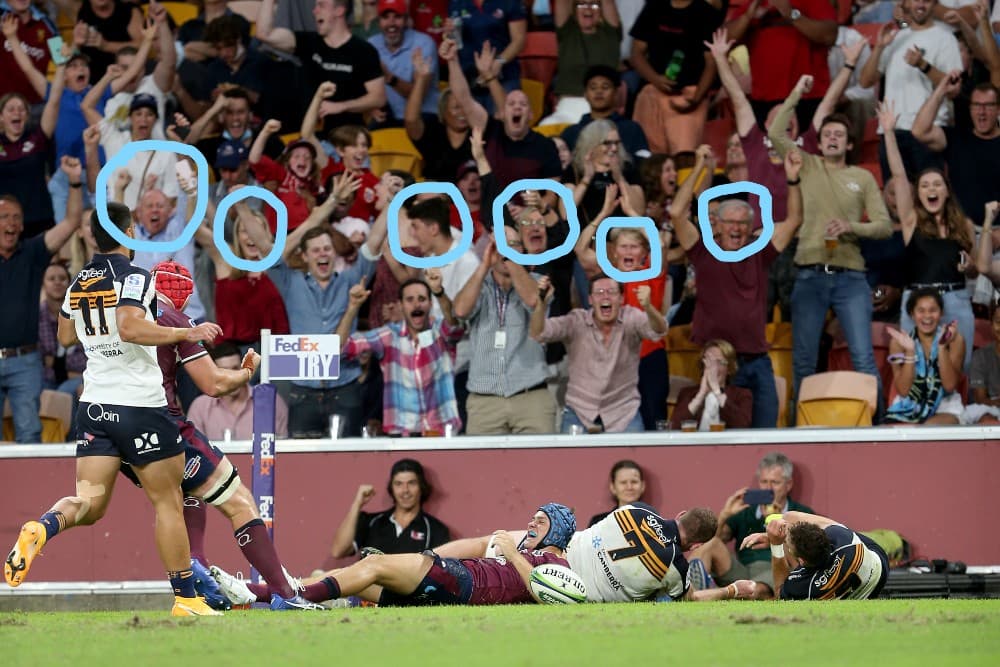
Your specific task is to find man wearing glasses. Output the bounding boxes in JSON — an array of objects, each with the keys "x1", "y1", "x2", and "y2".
[
  {"x1": 912, "y1": 80, "x2": 1000, "y2": 227},
  {"x1": 529, "y1": 273, "x2": 667, "y2": 433}
]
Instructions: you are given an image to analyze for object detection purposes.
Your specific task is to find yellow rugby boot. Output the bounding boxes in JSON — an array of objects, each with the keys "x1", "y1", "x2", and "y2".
[
  {"x1": 171, "y1": 596, "x2": 224, "y2": 616},
  {"x1": 4, "y1": 521, "x2": 47, "y2": 587}
]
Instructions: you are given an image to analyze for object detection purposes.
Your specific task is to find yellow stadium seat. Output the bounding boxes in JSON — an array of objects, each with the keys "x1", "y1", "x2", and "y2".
[
  {"x1": 3, "y1": 390, "x2": 73, "y2": 443},
  {"x1": 370, "y1": 128, "x2": 423, "y2": 179},
  {"x1": 279, "y1": 132, "x2": 301, "y2": 145},
  {"x1": 795, "y1": 371, "x2": 878, "y2": 427},
  {"x1": 665, "y1": 325, "x2": 702, "y2": 383},
  {"x1": 533, "y1": 123, "x2": 570, "y2": 138},
  {"x1": 521, "y1": 78, "x2": 545, "y2": 124},
  {"x1": 158, "y1": 2, "x2": 199, "y2": 26}
]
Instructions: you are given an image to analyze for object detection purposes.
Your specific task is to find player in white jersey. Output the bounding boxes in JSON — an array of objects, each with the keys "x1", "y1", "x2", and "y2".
[
  {"x1": 4, "y1": 202, "x2": 223, "y2": 617},
  {"x1": 741, "y1": 511, "x2": 889, "y2": 600},
  {"x1": 437, "y1": 503, "x2": 757, "y2": 602}
]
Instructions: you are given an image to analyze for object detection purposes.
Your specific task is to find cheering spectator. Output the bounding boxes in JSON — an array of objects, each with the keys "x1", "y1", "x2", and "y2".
[
  {"x1": 670, "y1": 340, "x2": 753, "y2": 431},
  {"x1": 368, "y1": 0, "x2": 439, "y2": 125},
  {"x1": 0, "y1": 0, "x2": 56, "y2": 104},
  {"x1": 250, "y1": 119, "x2": 329, "y2": 234},
  {"x1": 912, "y1": 76, "x2": 1000, "y2": 226},
  {"x1": 337, "y1": 271, "x2": 464, "y2": 436},
  {"x1": 669, "y1": 146, "x2": 803, "y2": 428},
  {"x1": 630, "y1": 0, "x2": 722, "y2": 154},
  {"x1": 859, "y1": 0, "x2": 963, "y2": 177},
  {"x1": 884, "y1": 289, "x2": 965, "y2": 424},
  {"x1": 530, "y1": 274, "x2": 667, "y2": 433},
  {"x1": 256, "y1": 0, "x2": 386, "y2": 134},
  {"x1": 446, "y1": 0, "x2": 527, "y2": 105},
  {"x1": 188, "y1": 87, "x2": 286, "y2": 170},
  {"x1": 406, "y1": 48, "x2": 472, "y2": 182},
  {"x1": 38, "y1": 263, "x2": 86, "y2": 403},
  {"x1": 769, "y1": 76, "x2": 891, "y2": 407},
  {"x1": 540, "y1": 0, "x2": 621, "y2": 126}
]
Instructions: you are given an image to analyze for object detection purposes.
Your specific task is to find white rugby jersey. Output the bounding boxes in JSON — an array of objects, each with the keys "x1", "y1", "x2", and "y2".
[
  {"x1": 62, "y1": 253, "x2": 166, "y2": 407},
  {"x1": 566, "y1": 505, "x2": 688, "y2": 602}
]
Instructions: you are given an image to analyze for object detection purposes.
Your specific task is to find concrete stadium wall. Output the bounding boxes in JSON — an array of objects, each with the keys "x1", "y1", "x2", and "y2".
[{"x1": 1, "y1": 430, "x2": 998, "y2": 582}]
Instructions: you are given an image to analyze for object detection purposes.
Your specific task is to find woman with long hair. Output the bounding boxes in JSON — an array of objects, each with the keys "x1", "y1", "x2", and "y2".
[
  {"x1": 880, "y1": 101, "x2": 977, "y2": 371},
  {"x1": 884, "y1": 289, "x2": 965, "y2": 425},
  {"x1": 567, "y1": 119, "x2": 645, "y2": 225}
]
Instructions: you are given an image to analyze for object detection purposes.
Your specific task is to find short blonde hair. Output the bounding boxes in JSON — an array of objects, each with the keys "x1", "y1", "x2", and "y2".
[{"x1": 700, "y1": 339, "x2": 738, "y2": 380}]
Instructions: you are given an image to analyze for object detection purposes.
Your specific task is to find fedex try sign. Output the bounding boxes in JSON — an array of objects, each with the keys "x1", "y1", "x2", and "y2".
[{"x1": 269, "y1": 334, "x2": 341, "y2": 381}]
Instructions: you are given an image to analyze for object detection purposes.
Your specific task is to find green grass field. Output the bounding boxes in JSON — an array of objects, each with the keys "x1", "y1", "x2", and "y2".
[{"x1": 2, "y1": 599, "x2": 999, "y2": 666}]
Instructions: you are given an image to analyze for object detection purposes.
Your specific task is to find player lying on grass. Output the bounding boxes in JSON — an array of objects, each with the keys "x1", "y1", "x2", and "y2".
[
  {"x1": 213, "y1": 503, "x2": 577, "y2": 606},
  {"x1": 481, "y1": 503, "x2": 756, "y2": 602},
  {"x1": 741, "y1": 511, "x2": 889, "y2": 600},
  {"x1": 115, "y1": 261, "x2": 322, "y2": 611}
]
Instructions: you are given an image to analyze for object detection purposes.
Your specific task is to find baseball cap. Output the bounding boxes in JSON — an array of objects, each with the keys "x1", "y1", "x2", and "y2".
[
  {"x1": 215, "y1": 139, "x2": 249, "y2": 169},
  {"x1": 129, "y1": 93, "x2": 158, "y2": 116},
  {"x1": 377, "y1": 0, "x2": 407, "y2": 15},
  {"x1": 456, "y1": 159, "x2": 478, "y2": 181}
]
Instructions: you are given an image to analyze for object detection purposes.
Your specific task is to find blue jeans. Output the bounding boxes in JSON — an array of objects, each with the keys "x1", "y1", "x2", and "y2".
[
  {"x1": 0, "y1": 351, "x2": 43, "y2": 443},
  {"x1": 48, "y1": 167, "x2": 95, "y2": 223},
  {"x1": 732, "y1": 354, "x2": 779, "y2": 428},
  {"x1": 791, "y1": 268, "x2": 882, "y2": 407},
  {"x1": 561, "y1": 405, "x2": 644, "y2": 433},
  {"x1": 899, "y1": 287, "x2": 975, "y2": 374},
  {"x1": 288, "y1": 381, "x2": 362, "y2": 438}
]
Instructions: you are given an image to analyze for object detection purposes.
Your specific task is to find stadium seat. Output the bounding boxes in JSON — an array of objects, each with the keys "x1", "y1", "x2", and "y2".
[
  {"x1": 279, "y1": 131, "x2": 301, "y2": 145},
  {"x1": 534, "y1": 123, "x2": 570, "y2": 138},
  {"x1": 157, "y1": 2, "x2": 198, "y2": 25},
  {"x1": 2, "y1": 390, "x2": 73, "y2": 443},
  {"x1": 665, "y1": 325, "x2": 702, "y2": 382},
  {"x1": 666, "y1": 375, "x2": 697, "y2": 420},
  {"x1": 370, "y1": 128, "x2": 423, "y2": 179},
  {"x1": 796, "y1": 371, "x2": 878, "y2": 427},
  {"x1": 827, "y1": 321, "x2": 893, "y2": 398},
  {"x1": 519, "y1": 31, "x2": 558, "y2": 93},
  {"x1": 765, "y1": 307, "x2": 794, "y2": 409},
  {"x1": 521, "y1": 78, "x2": 546, "y2": 124}
]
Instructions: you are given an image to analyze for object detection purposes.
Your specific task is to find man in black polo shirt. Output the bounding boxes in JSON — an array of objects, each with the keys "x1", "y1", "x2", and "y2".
[
  {"x1": 330, "y1": 459, "x2": 450, "y2": 558},
  {"x1": 441, "y1": 37, "x2": 561, "y2": 200},
  {"x1": 912, "y1": 80, "x2": 1000, "y2": 226},
  {"x1": 256, "y1": 0, "x2": 386, "y2": 135},
  {"x1": 0, "y1": 157, "x2": 84, "y2": 442}
]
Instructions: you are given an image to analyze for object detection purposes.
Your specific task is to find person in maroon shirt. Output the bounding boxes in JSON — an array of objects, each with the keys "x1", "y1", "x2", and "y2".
[
  {"x1": 116, "y1": 262, "x2": 319, "y2": 611},
  {"x1": 218, "y1": 503, "x2": 577, "y2": 606},
  {"x1": 669, "y1": 145, "x2": 804, "y2": 428},
  {"x1": 0, "y1": 0, "x2": 56, "y2": 104}
]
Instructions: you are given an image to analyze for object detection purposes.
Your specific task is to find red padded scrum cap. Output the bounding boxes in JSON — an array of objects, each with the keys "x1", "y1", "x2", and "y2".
[{"x1": 152, "y1": 260, "x2": 194, "y2": 310}]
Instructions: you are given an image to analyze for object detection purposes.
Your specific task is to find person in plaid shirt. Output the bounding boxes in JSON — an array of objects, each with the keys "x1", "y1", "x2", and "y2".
[{"x1": 335, "y1": 269, "x2": 464, "y2": 435}]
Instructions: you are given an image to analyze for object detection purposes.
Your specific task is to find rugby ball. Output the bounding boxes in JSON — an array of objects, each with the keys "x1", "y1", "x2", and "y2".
[{"x1": 528, "y1": 563, "x2": 588, "y2": 604}]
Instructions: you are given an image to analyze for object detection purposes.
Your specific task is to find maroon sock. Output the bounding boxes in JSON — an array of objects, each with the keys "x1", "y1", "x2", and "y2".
[
  {"x1": 247, "y1": 582, "x2": 270, "y2": 602},
  {"x1": 184, "y1": 497, "x2": 208, "y2": 563},
  {"x1": 234, "y1": 519, "x2": 294, "y2": 598},
  {"x1": 301, "y1": 577, "x2": 340, "y2": 603}
]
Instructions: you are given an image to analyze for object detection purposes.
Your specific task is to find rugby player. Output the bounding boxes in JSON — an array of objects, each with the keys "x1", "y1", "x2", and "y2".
[
  {"x1": 741, "y1": 511, "x2": 889, "y2": 600},
  {"x1": 4, "y1": 204, "x2": 222, "y2": 616},
  {"x1": 212, "y1": 503, "x2": 577, "y2": 606}
]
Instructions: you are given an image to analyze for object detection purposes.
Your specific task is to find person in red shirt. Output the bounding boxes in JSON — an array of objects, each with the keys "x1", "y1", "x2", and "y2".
[
  {"x1": 249, "y1": 118, "x2": 328, "y2": 233},
  {"x1": 325, "y1": 124, "x2": 381, "y2": 224},
  {"x1": 725, "y1": 0, "x2": 837, "y2": 130},
  {"x1": 0, "y1": 0, "x2": 56, "y2": 104}
]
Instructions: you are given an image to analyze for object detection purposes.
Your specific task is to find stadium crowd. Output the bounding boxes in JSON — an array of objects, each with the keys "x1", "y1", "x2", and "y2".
[{"x1": 3, "y1": 0, "x2": 1000, "y2": 443}]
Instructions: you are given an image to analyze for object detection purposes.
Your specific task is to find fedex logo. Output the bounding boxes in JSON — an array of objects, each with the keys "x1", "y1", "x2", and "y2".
[
  {"x1": 274, "y1": 337, "x2": 320, "y2": 352},
  {"x1": 259, "y1": 495, "x2": 274, "y2": 526},
  {"x1": 258, "y1": 433, "x2": 275, "y2": 476}
]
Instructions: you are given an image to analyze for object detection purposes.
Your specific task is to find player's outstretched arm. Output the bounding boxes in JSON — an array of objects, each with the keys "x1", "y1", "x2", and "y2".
[
  {"x1": 117, "y1": 305, "x2": 222, "y2": 346},
  {"x1": 433, "y1": 535, "x2": 492, "y2": 559},
  {"x1": 185, "y1": 349, "x2": 259, "y2": 397}
]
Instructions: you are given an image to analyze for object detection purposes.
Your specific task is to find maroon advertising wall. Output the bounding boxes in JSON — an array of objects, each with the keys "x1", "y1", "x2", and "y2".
[{"x1": 1, "y1": 437, "x2": 997, "y2": 582}]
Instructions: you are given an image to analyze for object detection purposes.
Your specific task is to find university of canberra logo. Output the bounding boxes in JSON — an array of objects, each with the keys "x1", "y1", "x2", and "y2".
[{"x1": 268, "y1": 335, "x2": 340, "y2": 381}]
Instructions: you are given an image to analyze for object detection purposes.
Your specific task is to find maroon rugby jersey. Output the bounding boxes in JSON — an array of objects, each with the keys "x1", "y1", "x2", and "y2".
[
  {"x1": 154, "y1": 295, "x2": 208, "y2": 417},
  {"x1": 465, "y1": 550, "x2": 569, "y2": 605}
]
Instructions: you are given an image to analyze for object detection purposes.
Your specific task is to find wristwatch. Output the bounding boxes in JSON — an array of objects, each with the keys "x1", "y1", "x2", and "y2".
[{"x1": 789, "y1": 8, "x2": 802, "y2": 20}]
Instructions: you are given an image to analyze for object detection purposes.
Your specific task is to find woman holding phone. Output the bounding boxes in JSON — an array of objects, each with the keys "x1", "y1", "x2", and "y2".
[{"x1": 879, "y1": 101, "x2": 977, "y2": 371}]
